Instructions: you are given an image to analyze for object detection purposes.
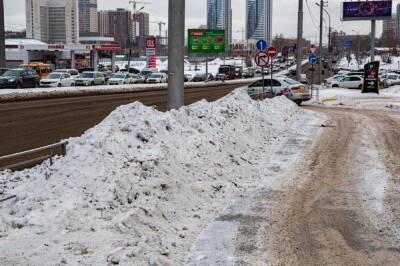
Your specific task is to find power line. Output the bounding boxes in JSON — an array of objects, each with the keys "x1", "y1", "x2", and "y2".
[{"x1": 305, "y1": 0, "x2": 319, "y2": 30}]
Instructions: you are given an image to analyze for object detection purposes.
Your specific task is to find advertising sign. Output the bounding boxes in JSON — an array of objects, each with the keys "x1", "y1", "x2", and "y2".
[
  {"x1": 146, "y1": 48, "x2": 156, "y2": 69},
  {"x1": 188, "y1": 29, "x2": 225, "y2": 53},
  {"x1": 363, "y1": 61, "x2": 380, "y2": 93},
  {"x1": 342, "y1": 1, "x2": 392, "y2": 21},
  {"x1": 146, "y1": 37, "x2": 156, "y2": 49}
]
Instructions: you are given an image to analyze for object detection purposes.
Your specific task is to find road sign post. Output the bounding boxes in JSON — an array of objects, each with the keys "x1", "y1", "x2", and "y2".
[
  {"x1": 267, "y1": 47, "x2": 278, "y2": 97},
  {"x1": 308, "y1": 53, "x2": 318, "y2": 102},
  {"x1": 255, "y1": 51, "x2": 270, "y2": 99}
]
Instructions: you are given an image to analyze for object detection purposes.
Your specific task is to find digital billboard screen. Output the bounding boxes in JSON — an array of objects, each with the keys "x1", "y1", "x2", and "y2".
[
  {"x1": 342, "y1": 1, "x2": 392, "y2": 21},
  {"x1": 188, "y1": 29, "x2": 225, "y2": 53}
]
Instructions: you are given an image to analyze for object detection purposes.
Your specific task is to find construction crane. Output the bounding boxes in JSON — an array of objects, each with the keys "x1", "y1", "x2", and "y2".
[
  {"x1": 151, "y1": 21, "x2": 166, "y2": 39},
  {"x1": 129, "y1": 0, "x2": 151, "y2": 14}
]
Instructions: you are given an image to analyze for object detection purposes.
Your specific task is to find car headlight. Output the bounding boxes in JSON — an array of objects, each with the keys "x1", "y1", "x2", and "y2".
[{"x1": 9, "y1": 78, "x2": 15, "y2": 83}]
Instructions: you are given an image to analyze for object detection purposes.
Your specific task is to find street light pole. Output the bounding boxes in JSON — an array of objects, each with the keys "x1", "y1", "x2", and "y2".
[
  {"x1": 0, "y1": 0, "x2": 5, "y2": 68},
  {"x1": 296, "y1": 0, "x2": 303, "y2": 81},
  {"x1": 318, "y1": 0, "x2": 324, "y2": 86},
  {"x1": 167, "y1": 0, "x2": 185, "y2": 110}
]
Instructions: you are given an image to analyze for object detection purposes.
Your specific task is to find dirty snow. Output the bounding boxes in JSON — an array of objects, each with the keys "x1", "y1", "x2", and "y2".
[{"x1": 0, "y1": 89, "x2": 315, "y2": 265}]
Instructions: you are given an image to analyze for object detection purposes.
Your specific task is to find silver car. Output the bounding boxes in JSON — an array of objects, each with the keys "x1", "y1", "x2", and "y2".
[{"x1": 75, "y1": 71, "x2": 106, "y2": 86}]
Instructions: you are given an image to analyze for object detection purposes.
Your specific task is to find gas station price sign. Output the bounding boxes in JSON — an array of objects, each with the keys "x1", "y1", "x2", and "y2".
[{"x1": 188, "y1": 29, "x2": 225, "y2": 53}]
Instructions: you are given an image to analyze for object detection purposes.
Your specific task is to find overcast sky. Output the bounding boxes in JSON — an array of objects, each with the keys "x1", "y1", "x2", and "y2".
[{"x1": 4, "y1": 0, "x2": 399, "y2": 44}]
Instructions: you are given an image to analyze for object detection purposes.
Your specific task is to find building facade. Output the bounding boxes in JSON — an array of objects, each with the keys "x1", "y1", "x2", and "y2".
[
  {"x1": 79, "y1": 0, "x2": 98, "y2": 37},
  {"x1": 26, "y1": 0, "x2": 79, "y2": 44},
  {"x1": 207, "y1": 0, "x2": 232, "y2": 46},
  {"x1": 132, "y1": 12, "x2": 149, "y2": 38},
  {"x1": 98, "y1": 9, "x2": 132, "y2": 49},
  {"x1": 246, "y1": 0, "x2": 272, "y2": 45},
  {"x1": 396, "y1": 4, "x2": 400, "y2": 42}
]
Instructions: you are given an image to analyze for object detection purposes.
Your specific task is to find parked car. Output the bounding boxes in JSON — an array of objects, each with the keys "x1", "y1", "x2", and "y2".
[
  {"x1": 0, "y1": 68, "x2": 40, "y2": 88},
  {"x1": 184, "y1": 73, "x2": 194, "y2": 82},
  {"x1": 53, "y1": 69, "x2": 80, "y2": 80},
  {"x1": 75, "y1": 71, "x2": 105, "y2": 86},
  {"x1": 40, "y1": 72, "x2": 75, "y2": 87},
  {"x1": 324, "y1": 74, "x2": 347, "y2": 86},
  {"x1": 107, "y1": 72, "x2": 136, "y2": 85},
  {"x1": 243, "y1": 68, "x2": 255, "y2": 78},
  {"x1": 0, "y1": 68, "x2": 9, "y2": 76},
  {"x1": 192, "y1": 73, "x2": 214, "y2": 82},
  {"x1": 215, "y1": 73, "x2": 227, "y2": 81},
  {"x1": 147, "y1": 73, "x2": 168, "y2": 83},
  {"x1": 330, "y1": 76, "x2": 363, "y2": 89},
  {"x1": 245, "y1": 77, "x2": 311, "y2": 105},
  {"x1": 346, "y1": 71, "x2": 364, "y2": 77},
  {"x1": 380, "y1": 73, "x2": 400, "y2": 88}
]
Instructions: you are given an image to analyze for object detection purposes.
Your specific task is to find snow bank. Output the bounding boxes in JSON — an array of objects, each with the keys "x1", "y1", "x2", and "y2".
[{"x1": 0, "y1": 89, "x2": 305, "y2": 265}]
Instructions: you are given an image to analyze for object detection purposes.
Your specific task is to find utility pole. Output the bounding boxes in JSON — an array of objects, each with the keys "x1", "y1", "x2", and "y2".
[
  {"x1": 371, "y1": 20, "x2": 376, "y2": 62},
  {"x1": 167, "y1": 0, "x2": 185, "y2": 109},
  {"x1": 296, "y1": 0, "x2": 303, "y2": 81},
  {"x1": 318, "y1": 0, "x2": 324, "y2": 86},
  {"x1": 0, "y1": 0, "x2": 5, "y2": 68}
]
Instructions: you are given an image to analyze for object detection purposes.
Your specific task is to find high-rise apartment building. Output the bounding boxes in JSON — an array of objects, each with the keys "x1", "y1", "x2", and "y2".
[
  {"x1": 207, "y1": 0, "x2": 232, "y2": 46},
  {"x1": 79, "y1": 0, "x2": 98, "y2": 37},
  {"x1": 26, "y1": 0, "x2": 79, "y2": 44},
  {"x1": 246, "y1": 0, "x2": 272, "y2": 45},
  {"x1": 98, "y1": 9, "x2": 132, "y2": 48},
  {"x1": 132, "y1": 12, "x2": 149, "y2": 37}
]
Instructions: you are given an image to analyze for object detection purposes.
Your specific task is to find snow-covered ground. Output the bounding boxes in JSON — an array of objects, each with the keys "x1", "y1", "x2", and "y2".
[
  {"x1": 337, "y1": 54, "x2": 400, "y2": 73},
  {"x1": 307, "y1": 85, "x2": 400, "y2": 110},
  {"x1": 0, "y1": 89, "x2": 319, "y2": 265}
]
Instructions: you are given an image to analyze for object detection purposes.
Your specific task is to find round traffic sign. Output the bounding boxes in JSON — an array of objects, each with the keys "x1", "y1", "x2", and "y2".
[
  {"x1": 254, "y1": 51, "x2": 270, "y2": 67},
  {"x1": 256, "y1": 40, "x2": 268, "y2": 51},
  {"x1": 308, "y1": 53, "x2": 317, "y2": 64},
  {"x1": 267, "y1": 47, "x2": 278, "y2": 57}
]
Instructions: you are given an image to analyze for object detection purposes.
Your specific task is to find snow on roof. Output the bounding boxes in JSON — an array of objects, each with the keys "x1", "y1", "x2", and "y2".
[{"x1": 5, "y1": 39, "x2": 47, "y2": 45}]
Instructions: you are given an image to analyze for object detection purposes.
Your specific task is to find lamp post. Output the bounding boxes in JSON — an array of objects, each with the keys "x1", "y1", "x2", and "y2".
[
  {"x1": 296, "y1": 0, "x2": 303, "y2": 81},
  {"x1": 0, "y1": 0, "x2": 5, "y2": 68},
  {"x1": 128, "y1": 6, "x2": 145, "y2": 71},
  {"x1": 316, "y1": 2, "x2": 331, "y2": 77}
]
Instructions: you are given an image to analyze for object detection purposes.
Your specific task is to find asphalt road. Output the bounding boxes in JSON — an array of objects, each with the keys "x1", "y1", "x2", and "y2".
[{"x1": 0, "y1": 83, "x2": 246, "y2": 156}]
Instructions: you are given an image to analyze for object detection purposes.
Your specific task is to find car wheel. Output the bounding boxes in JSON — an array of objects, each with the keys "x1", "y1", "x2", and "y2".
[
  {"x1": 358, "y1": 84, "x2": 363, "y2": 90},
  {"x1": 72, "y1": 83, "x2": 75, "y2": 87},
  {"x1": 332, "y1": 84, "x2": 339, "y2": 88},
  {"x1": 91, "y1": 82, "x2": 94, "y2": 86},
  {"x1": 58, "y1": 83, "x2": 62, "y2": 87},
  {"x1": 294, "y1": 100, "x2": 303, "y2": 106},
  {"x1": 15, "y1": 83, "x2": 22, "y2": 89}
]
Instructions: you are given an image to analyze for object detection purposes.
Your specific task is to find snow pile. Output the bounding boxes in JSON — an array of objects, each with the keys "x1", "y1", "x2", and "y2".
[{"x1": 0, "y1": 90, "x2": 303, "y2": 265}]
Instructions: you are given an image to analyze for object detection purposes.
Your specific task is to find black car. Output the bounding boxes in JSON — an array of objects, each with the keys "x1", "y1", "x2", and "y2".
[
  {"x1": 0, "y1": 69, "x2": 40, "y2": 89},
  {"x1": 0, "y1": 68, "x2": 9, "y2": 76}
]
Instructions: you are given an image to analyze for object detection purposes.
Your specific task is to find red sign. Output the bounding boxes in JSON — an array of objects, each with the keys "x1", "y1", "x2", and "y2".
[
  {"x1": 92, "y1": 44, "x2": 122, "y2": 51},
  {"x1": 255, "y1": 52, "x2": 270, "y2": 67},
  {"x1": 267, "y1": 47, "x2": 278, "y2": 57},
  {"x1": 48, "y1": 44, "x2": 65, "y2": 50},
  {"x1": 146, "y1": 37, "x2": 156, "y2": 49}
]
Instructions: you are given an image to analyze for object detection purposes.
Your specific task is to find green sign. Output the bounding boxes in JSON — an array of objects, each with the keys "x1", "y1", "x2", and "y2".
[{"x1": 188, "y1": 29, "x2": 225, "y2": 53}]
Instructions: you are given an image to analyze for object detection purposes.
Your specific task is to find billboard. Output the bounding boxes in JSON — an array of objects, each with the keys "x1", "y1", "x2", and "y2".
[
  {"x1": 342, "y1": 1, "x2": 392, "y2": 21},
  {"x1": 188, "y1": 29, "x2": 225, "y2": 53}
]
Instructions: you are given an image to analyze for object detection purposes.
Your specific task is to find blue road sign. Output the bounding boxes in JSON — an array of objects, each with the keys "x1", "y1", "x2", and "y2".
[
  {"x1": 343, "y1": 39, "x2": 352, "y2": 48},
  {"x1": 256, "y1": 40, "x2": 268, "y2": 51},
  {"x1": 309, "y1": 54, "x2": 318, "y2": 64}
]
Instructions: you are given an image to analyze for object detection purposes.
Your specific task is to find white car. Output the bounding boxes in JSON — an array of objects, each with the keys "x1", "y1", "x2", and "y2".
[
  {"x1": 147, "y1": 73, "x2": 168, "y2": 83},
  {"x1": 53, "y1": 69, "x2": 80, "y2": 80},
  {"x1": 245, "y1": 77, "x2": 311, "y2": 105},
  {"x1": 40, "y1": 73, "x2": 75, "y2": 87},
  {"x1": 324, "y1": 74, "x2": 347, "y2": 86},
  {"x1": 75, "y1": 71, "x2": 105, "y2": 86},
  {"x1": 381, "y1": 73, "x2": 400, "y2": 87},
  {"x1": 107, "y1": 72, "x2": 135, "y2": 85},
  {"x1": 330, "y1": 76, "x2": 363, "y2": 89}
]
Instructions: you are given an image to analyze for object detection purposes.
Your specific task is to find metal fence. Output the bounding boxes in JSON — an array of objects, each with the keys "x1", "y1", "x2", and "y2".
[{"x1": 0, "y1": 142, "x2": 68, "y2": 171}]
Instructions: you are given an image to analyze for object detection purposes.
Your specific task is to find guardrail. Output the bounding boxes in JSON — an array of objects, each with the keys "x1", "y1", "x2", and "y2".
[{"x1": 0, "y1": 142, "x2": 68, "y2": 171}]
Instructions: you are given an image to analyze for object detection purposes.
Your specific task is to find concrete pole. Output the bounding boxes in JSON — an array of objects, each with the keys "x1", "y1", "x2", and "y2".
[
  {"x1": 167, "y1": 0, "x2": 185, "y2": 110},
  {"x1": 0, "y1": 0, "x2": 6, "y2": 68},
  {"x1": 371, "y1": 20, "x2": 376, "y2": 62},
  {"x1": 93, "y1": 51, "x2": 99, "y2": 71},
  {"x1": 296, "y1": 0, "x2": 303, "y2": 81},
  {"x1": 318, "y1": 0, "x2": 323, "y2": 85},
  {"x1": 71, "y1": 51, "x2": 76, "y2": 69},
  {"x1": 111, "y1": 51, "x2": 116, "y2": 73}
]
